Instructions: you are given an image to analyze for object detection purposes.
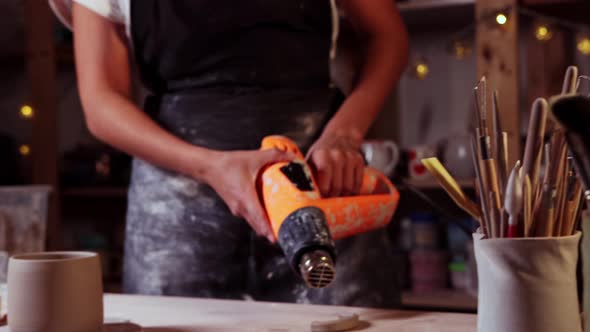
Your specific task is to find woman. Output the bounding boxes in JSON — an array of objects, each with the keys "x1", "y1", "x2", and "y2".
[{"x1": 50, "y1": 0, "x2": 409, "y2": 308}]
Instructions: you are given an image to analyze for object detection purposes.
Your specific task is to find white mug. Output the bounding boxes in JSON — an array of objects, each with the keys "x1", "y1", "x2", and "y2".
[{"x1": 361, "y1": 140, "x2": 400, "y2": 177}]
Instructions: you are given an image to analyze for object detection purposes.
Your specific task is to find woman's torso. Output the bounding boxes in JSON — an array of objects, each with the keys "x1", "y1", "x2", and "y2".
[
  {"x1": 130, "y1": 0, "x2": 334, "y2": 93},
  {"x1": 129, "y1": 0, "x2": 337, "y2": 151}
]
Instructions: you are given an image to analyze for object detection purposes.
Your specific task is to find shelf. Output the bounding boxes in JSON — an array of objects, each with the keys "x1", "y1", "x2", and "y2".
[
  {"x1": 61, "y1": 187, "x2": 128, "y2": 198},
  {"x1": 398, "y1": 0, "x2": 475, "y2": 32},
  {"x1": 405, "y1": 178, "x2": 475, "y2": 189},
  {"x1": 522, "y1": 1, "x2": 590, "y2": 25},
  {"x1": 402, "y1": 289, "x2": 477, "y2": 312},
  {"x1": 398, "y1": 0, "x2": 474, "y2": 12}
]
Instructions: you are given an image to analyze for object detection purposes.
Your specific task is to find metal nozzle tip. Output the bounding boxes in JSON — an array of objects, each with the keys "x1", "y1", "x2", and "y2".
[{"x1": 299, "y1": 250, "x2": 335, "y2": 288}]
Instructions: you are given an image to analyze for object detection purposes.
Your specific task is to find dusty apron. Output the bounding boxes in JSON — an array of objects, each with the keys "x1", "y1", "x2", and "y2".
[{"x1": 123, "y1": 0, "x2": 401, "y2": 308}]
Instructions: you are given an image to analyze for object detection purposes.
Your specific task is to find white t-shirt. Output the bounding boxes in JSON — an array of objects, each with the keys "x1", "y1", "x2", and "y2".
[{"x1": 49, "y1": 0, "x2": 130, "y2": 36}]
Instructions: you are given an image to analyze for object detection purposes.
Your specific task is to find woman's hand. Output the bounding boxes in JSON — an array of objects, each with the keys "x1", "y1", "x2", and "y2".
[
  {"x1": 204, "y1": 149, "x2": 294, "y2": 242},
  {"x1": 307, "y1": 134, "x2": 365, "y2": 197}
]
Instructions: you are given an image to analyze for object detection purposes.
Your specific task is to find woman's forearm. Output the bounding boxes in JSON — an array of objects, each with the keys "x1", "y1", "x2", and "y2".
[
  {"x1": 323, "y1": 1, "x2": 409, "y2": 142},
  {"x1": 82, "y1": 90, "x2": 216, "y2": 181},
  {"x1": 73, "y1": 3, "x2": 216, "y2": 182}
]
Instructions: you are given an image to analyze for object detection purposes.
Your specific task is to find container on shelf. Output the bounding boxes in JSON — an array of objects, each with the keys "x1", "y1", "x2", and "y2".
[
  {"x1": 0, "y1": 186, "x2": 51, "y2": 283},
  {"x1": 449, "y1": 261, "x2": 468, "y2": 290},
  {"x1": 446, "y1": 218, "x2": 477, "y2": 260},
  {"x1": 410, "y1": 212, "x2": 439, "y2": 249},
  {"x1": 398, "y1": 217, "x2": 413, "y2": 251},
  {"x1": 440, "y1": 134, "x2": 475, "y2": 180},
  {"x1": 409, "y1": 249, "x2": 448, "y2": 293}
]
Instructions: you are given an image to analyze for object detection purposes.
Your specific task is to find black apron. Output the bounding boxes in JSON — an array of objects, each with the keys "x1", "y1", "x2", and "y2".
[{"x1": 123, "y1": 0, "x2": 401, "y2": 308}]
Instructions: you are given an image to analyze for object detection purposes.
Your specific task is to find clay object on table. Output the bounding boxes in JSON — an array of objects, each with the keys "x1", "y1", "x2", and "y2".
[
  {"x1": 311, "y1": 313, "x2": 361, "y2": 332},
  {"x1": 7, "y1": 252, "x2": 103, "y2": 332}
]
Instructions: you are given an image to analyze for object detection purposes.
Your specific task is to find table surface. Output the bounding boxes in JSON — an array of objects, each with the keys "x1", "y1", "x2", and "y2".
[
  {"x1": 402, "y1": 290, "x2": 478, "y2": 312},
  {"x1": 1, "y1": 294, "x2": 476, "y2": 332}
]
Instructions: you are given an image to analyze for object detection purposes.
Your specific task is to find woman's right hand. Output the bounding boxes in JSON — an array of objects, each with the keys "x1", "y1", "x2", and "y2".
[{"x1": 204, "y1": 149, "x2": 294, "y2": 242}]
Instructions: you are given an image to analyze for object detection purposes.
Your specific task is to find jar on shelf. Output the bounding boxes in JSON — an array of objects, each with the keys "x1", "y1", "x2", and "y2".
[
  {"x1": 449, "y1": 261, "x2": 468, "y2": 291},
  {"x1": 409, "y1": 249, "x2": 449, "y2": 293},
  {"x1": 410, "y1": 212, "x2": 439, "y2": 250}
]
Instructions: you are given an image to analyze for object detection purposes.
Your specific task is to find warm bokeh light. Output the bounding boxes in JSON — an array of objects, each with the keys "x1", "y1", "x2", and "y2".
[
  {"x1": 452, "y1": 41, "x2": 472, "y2": 59},
  {"x1": 577, "y1": 37, "x2": 590, "y2": 55},
  {"x1": 19, "y1": 144, "x2": 30, "y2": 156},
  {"x1": 20, "y1": 105, "x2": 34, "y2": 119},
  {"x1": 415, "y1": 62, "x2": 429, "y2": 80},
  {"x1": 534, "y1": 24, "x2": 552, "y2": 42},
  {"x1": 495, "y1": 13, "x2": 508, "y2": 26}
]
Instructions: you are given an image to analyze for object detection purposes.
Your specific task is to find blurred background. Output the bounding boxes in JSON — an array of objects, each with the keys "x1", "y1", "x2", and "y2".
[{"x1": 1, "y1": 0, "x2": 589, "y2": 313}]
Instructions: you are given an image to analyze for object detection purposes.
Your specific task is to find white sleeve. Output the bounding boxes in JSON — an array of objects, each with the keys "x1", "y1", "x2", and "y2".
[
  {"x1": 49, "y1": 0, "x2": 129, "y2": 30},
  {"x1": 73, "y1": 0, "x2": 125, "y2": 24}
]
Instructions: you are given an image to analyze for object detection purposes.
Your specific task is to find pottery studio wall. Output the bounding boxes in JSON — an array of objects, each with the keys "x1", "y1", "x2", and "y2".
[{"x1": 392, "y1": 27, "x2": 590, "y2": 152}]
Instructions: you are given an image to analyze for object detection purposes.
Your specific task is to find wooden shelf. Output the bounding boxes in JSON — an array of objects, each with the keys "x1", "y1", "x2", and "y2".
[
  {"x1": 398, "y1": 0, "x2": 475, "y2": 32},
  {"x1": 398, "y1": 0, "x2": 474, "y2": 12},
  {"x1": 402, "y1": 289, "x2": 477, "y2": 312},
  {"x1": 61, "y1": 187, "x2": 128, "y2": 198},
  {"x1": 405, "y1": 178, "x2": 475, "y2": 189}
]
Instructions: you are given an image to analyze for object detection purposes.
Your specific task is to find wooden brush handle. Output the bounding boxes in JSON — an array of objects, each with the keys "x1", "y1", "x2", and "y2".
[
  {"x1": 507, "y1": 216, "x2": 518, "y2": 238},
  {"x1": 485, "y1": 159, "x2": 502, "y2": 208}
]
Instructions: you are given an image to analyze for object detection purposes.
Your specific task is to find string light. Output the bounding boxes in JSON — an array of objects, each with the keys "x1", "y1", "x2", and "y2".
[
  {"x1": 413, "y1": 59, "x2": 429, "y2": 80},
  {"x1": 405, "y1": 7, "x2": 590, "y2": 77},
  {"x1": 577, "y1": 34, "x2": 590, "y2": 55},
  {"x1": 495, "y1": 13, "x2": 508, "y2": 26},
  {"x1": 20, "y1": 105, "x2": 34, "y2": 119},
  {"x1": 19, "y1": 145, "x2": 30, "y2": 156},
  {"x1": 452, "y1": 40, "x2": 472, "y2": 59},
  {"x1": 534, "y1": 23, "x2": 553, "y2": 42}
]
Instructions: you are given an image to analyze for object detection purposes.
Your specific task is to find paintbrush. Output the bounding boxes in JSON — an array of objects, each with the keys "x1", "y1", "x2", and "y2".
[
  {"x1": 550, "y1": 94, "x2": 590, "y2": 213},
  {"x1": 500, "y1": 207, "x2": 507, "y2": 238},
  {"x1": 505, "y1": 161, "x2": 523, "y2": 238},
  {"x1": 421, "y1": 157, "x2": 482, "y2": 220},
  {"x1": 474, "y1": 77, "x2": 488, "y2": 133},
  {"x1": 473, "y1": 88, "x2": 483, "y2": 134},
  {"x1": 501, "y1": 131, "x2": 510, "y2": 183},
  {"x1": 492, "y1": 90, "x2": 507, "y2": 194},
  {"x1": 471, "y1": 137, "x2": 491, "y2": 237},
  {"x1": 480, "y1": 77, "x2": 488, "y2": 135},
  {"x1": 489, "y1": 192, "x2": 499, "y2": 238},
  {"x1": 553, "y1": 156, "x2": 569, "y2": 237},
  {"x1": 563, "y1": 158, "x2": 584, "y2": 236},
  {"x1": 522, "y1": 98, "x2": 548, "y2": 192},
  {"x1": 561, "y1": 65, "x2": 579, "y2": 95},
  {"x1": 530, "y1": 143, "x2": 552, "y2": 236},
  {"x1": 535, "y1": 133, "x2": 567, "y2": 237},
  {"x1": 524, "y1": 175, "x2": 532, "y2": 236}
]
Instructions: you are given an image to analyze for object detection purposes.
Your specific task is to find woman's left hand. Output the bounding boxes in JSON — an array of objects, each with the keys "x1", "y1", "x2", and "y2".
[{"x1": 307, "y1": 134, "x2": 365, "y2": 197}]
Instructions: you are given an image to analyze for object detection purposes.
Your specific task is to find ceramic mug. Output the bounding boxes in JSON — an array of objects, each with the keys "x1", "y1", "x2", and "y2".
[
  {"x1": 360, "y1": 140, "x2": 400, "y2": 177},
  {"x1": 8, "y1": 252, "x2": 103, "y2": 332},
  {"x1": 407, "y1": 145, "x2": 436, "y2": 180}
]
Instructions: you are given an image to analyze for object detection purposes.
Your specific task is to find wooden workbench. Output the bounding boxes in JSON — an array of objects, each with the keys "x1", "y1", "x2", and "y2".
[{"x1": 0, "y1": 294, "x2": 477, "y2": 331}]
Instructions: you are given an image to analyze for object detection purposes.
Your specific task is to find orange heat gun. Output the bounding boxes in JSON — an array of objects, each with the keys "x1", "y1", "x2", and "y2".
[{"x1": 257, "y1": 136, "x2": 400, "y2": 288}]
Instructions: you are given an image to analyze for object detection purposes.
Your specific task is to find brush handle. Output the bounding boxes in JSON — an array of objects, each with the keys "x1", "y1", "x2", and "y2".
[
  {"x1": 507, "y1": 225, "x2": 518, "y2": 238},
  {"x1": 561, "y1": 65, "x2": 578, "y2": 94},
  {"x1": 507, "y1": 216, "x2": 518, "y2": 238}
]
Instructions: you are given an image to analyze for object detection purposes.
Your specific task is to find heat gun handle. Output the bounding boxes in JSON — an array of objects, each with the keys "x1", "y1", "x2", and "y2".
[
  {"x1": 359, "y1": 167, "x2": 397, "y2": 196},
  {"x1": 261, "y1": 135, "x2": 305, "y2": 159}
]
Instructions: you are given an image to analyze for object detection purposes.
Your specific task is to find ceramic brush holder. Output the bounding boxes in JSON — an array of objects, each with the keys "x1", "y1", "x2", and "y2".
[{"x1": 474, "y1": 232, "x2": 582, "y2": 332}]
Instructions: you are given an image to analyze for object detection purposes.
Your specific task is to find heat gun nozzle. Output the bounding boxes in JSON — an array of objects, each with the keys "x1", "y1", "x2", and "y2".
[{"x1": 299, "y1": 250, "x2": 336, "y2": 288}]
